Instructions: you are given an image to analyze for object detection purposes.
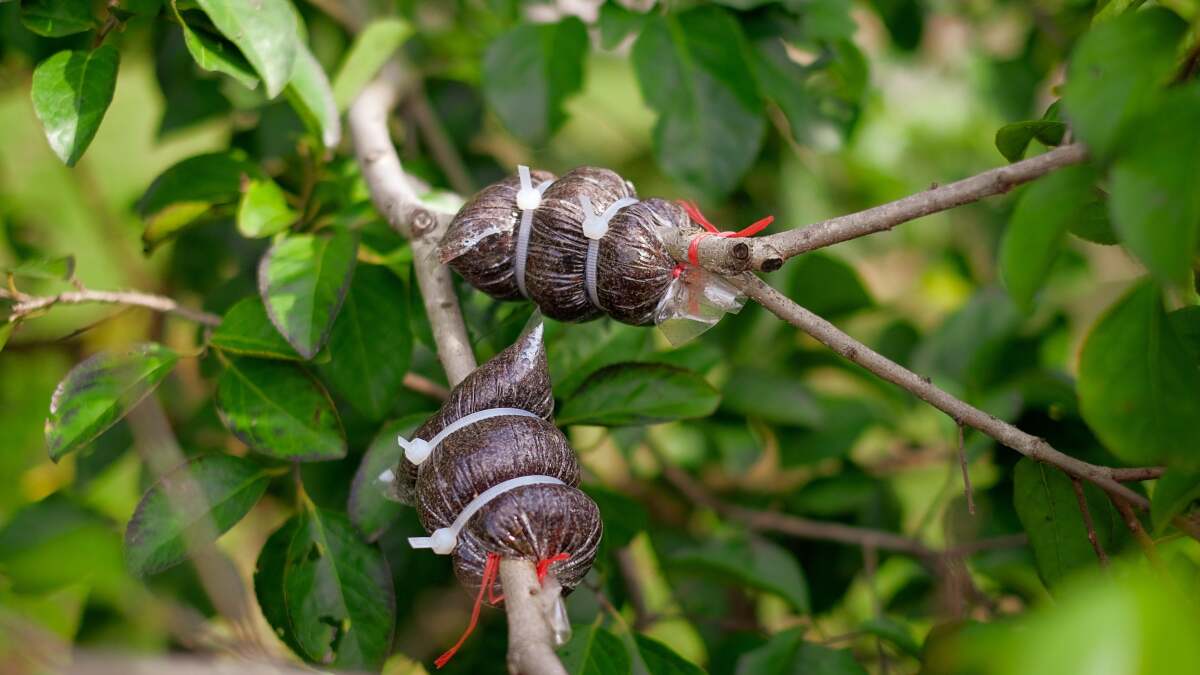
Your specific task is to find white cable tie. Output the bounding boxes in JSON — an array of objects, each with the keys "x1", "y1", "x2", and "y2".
[
  {"x1": 514, "y1": 165, "x2": 553, "y2": 299},
  {"x1": 408, "y1": 475, "x2": 566, "y2": 554},
  {"x1": 579, "y1": 195, "x2": 637, "y2": 310},
  {"x1": 398, "y1": 407, "x2": 541, "y2": 466}
]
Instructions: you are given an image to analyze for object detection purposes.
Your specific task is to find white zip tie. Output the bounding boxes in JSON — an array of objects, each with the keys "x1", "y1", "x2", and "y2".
[
  {"x1": 409, "y1": 475, "x2": 566, "y2": 554},
  {"x1": 398, "y1": 407, "x2": 541, "y2": 466},
  {"x1": 579, "y1": 195, "x2": 637, "y2": 311},
  {"x1": 514, "y1": 165, "x2": 553, "y2": 299}
]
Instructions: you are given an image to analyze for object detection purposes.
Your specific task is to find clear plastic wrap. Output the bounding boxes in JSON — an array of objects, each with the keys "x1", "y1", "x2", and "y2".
[{"x1": 654, "y1": 265, "x2": 747, "y2": 346}]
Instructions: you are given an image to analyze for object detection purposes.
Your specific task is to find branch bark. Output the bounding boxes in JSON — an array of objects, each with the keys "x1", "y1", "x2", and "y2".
[
  {"x1": 663, "y1": 144, "x2": 1089, "y2": 273},
  {"x1": 3, "y1": 288, "x2": 221, "y2": 326},
  {"x1": 350, "y1": 60, "x2": 566, "y2": 675}
]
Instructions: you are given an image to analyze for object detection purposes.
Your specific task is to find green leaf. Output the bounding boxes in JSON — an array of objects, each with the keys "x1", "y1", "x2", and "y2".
[
  {"x1": 124, "y1": 454, "x2": 268, "y2": 576},
  {"x1": 547, "y1": 320, "x2": 650, "y2": 397},
  {"x1": 258, "y1": 228, "x2": 358, "y2": 360},
  {"x1": 0, "y1": 322, "x2": 13, "y2": 354},
  {"x1": 736, "y1": 628, "x2": 866, "y2": 675},
  {"x1": 1013, "y1": 458, "x2": 1125, "y2": 589},
  {"x1": 859, "y1": 617, "x2": 920, "y2": 658},
  {"x1": 670, "y1": 533, "x2": 809, "y2": 612},
  {"x1": 634, "y1": 634, "x2": 704, "y2": 675},
  {"x1": 722, "y1": 367, "x2": 822, "y2": 427},
  {"x1": 994, "y1": 120, "x2": 1066, "y2": 163},
  {"x1": 20, "y1": 0, "x2": 96, "y2": 37},
  {"x1": 1078, "y1": 280, "x2": 1200, "y2": 467},
  {"x1": 1109, "y1": 87, "x2": 1200, "y2": 288},
  {"x1": 194, "y1": 0, "x2": 297, "y2": 98},
  {"x1": 138, "y1": 151, "x2": 263, "y2": 250},
  {"x1": 4, "y1": 255, "x2": 75, "y2": 281},
  {"x1": 787, "y1": 252, "x2": 872, "y2": 318},
  {"x1": 210, "y1": 297, "x2": 302, "y2": 360},
  {"x1": 632, "y1": 6, "x2": 764, "y2": 196},
  {"x1": 285, "y1": 43, "x2": 341, "y2": 148},
  {"x1": 237, "y1": 178, "x2": 296, "y2": 238},
  {"x1": 348, "y1": 413, "x2": 430, "y2": 541},
  {"x1": 1061, "y1": 7, "x2": 1185, "y2": 159},
  {"x1": 581, "y1": 484, "x2": 648, "y2": 556},
  {"x1": 482, "y1": 17, "x2": 588, "y2": 145},
  {"x1": 1000, "y1": 165, "x2": 1100, "y2": 310},
  {"x1": 557, "y1": 363, "x2": 720, "y2": 427},
  {"x1": 748, "y1": 30, "x2": 813, "y2": 146},
  {"x1": 0, "y1": 496, "x2": 124, "y2": 596},
  {"x1": 598, "y1": 2, "x2": 646, "y2": 50},
  {"x1": 172, "y1": 1, "x2": 259, "y2": 90},
  {"x1": 557, "y1": 622, "x2": 631, "y2": 675},
  {"x1": 45, "y1": 343, "x2": 179, "y2": 462},
  {"x1": 317, "y1": 265, "x2": 411, "y2": 421},
  {"x1": 31, "y1": 46, "x2": 119, "y2": 167},
  {"x1": 215, "y1": 356, "x2": 346, "y2": 461},
  {"x1": 1151, "y1": 469, "x2": 1200, "y2": 533},
  {"x1": 255, "y1": 509, "x2": 395, "y2": 669},
  {"x1": 332, "y1": 18, "x2": 413, "y2": 111}
]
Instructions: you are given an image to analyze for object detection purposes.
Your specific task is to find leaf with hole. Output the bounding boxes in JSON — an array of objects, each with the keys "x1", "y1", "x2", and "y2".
[
  {"x1": 45, "y1": 343, "x2": 179, "y2": 462},
  {"x1": 215, "y1": 357, "x2": 346, "y2": 461},
  {"x1": 31, "y1": 46, "x2": 119, "y2": 167},
  {"x1": 254, "y1": 509, "x2": 395, "y2": 669},
  {"x1": 557, "y1": 363, "x2": 719, "y2": 427},
  {"x1": 124, "y1": 454, "x2": 269, "y2": 576},
  {"x1": 258, "y1": 228, "x2": 357, "y2": 360}
]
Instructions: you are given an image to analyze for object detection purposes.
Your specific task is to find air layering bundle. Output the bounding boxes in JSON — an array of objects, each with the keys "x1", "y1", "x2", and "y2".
[{"x1": 439, "y1": 165, "x2": 770, "y2": 342}]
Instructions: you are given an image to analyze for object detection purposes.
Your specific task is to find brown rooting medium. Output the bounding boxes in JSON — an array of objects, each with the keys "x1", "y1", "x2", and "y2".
[
  {"x1": 394, "y1": 322, "x2": 602, "y2": 592},
  {"x1": 439, "y1": 167, "x2": 689, "y2": 325}
]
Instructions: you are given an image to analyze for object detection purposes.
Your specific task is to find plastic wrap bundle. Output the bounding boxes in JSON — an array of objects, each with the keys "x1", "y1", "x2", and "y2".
[
  {"x1": 388, "y1": 322, "x2": 601, "y2": 599},
  {"x1": 440, "y1": 165, "x2": 745, "y2": 336}
]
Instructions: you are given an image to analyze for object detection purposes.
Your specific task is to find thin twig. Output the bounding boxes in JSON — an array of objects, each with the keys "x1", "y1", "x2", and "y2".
[
  {"x1": 1112, "y1": 495, "x2": 1164, "y2": 569},
  {"x1": 1111, "y1": 467, "x2": 1165, "y2": 481},
  {"x1": 731, "y1": 273, "x2": 1153, "y2": 512},
  {"x1": 615, "y1": 547, "x2": 654, "y2": 630},
  {"x1": 1070, "y1": 476, "x2": 1109, "y2": 567},
  {"x1": 956, "y1": 421, "x2": 976, "y2": 516},
  {"x1": 402, "y1": 372, "x2": 450, "y2": 400},
  {"x1": 409, "y1": 82, "x2": 476, "y2": 196},
  {"x1": 662, "y1": 144, "x2": 1089, "y2": 273},
  {"x1": 3, "y1": 288, "x2": 221, "y2": 326}
]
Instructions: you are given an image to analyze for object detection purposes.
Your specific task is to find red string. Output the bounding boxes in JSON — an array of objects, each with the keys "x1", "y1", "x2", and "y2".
[
  {"x1": 677, "y1": 200, "x2": 774, "y2": 266},
  {"x1": 434, "y1": 552, "x2": 571, "y2": 669}
]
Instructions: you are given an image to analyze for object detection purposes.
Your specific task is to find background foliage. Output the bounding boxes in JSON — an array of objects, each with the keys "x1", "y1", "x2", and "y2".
[{"x1": 2, "y1": 0, "x2": 1200, "y2": 673}]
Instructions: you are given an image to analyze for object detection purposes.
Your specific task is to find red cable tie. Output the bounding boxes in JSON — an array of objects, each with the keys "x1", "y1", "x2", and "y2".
[
  {"x1": 676, "y1": 200, "x2": 773, "y2": 267},
  {"x1": 536, "y1": 552, "x2": 571, "y2": 583}
]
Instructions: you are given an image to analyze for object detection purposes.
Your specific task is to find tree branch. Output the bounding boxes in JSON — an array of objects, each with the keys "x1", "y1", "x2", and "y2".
[
  {"x1": 730, "y1": 273, "x2": 1153, "y2": 510},
  {"x1": 499, "y1": 560, "x2": 568, "y2": 675},
  {"x1": 1071, "y1": 475, "x2": 1109, "y2": 567},
  {"x1": 663, "y1": 144, "x2": 1089, "y2": 273},
  {"x1": 3, "y1": 288, "x2": 220, "y2": 327}
]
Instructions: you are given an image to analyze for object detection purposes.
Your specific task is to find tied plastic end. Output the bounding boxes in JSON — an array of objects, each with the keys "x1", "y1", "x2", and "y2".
[
  {"x1": 377, "y1": 468, "x2": 395, "y2": 484},
  {"x1": 409, "y1": 528, "x2": 456, "y2": 554},
  {"x1": 582, "y1": 214, "x2": 608, "y2": 240},
  {"x1": 516, "y1": 186, "x2": 541, "y2": 211},
  {"x1": 400, "y1": 436, "x2": 431, "y2": 465}
]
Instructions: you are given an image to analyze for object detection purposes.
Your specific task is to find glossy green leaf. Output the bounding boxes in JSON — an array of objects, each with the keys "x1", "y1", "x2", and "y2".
[
  {"x1": 285, "y1": 43, "x2": 340, "y2": 148},
  {"x1": 124, "y1": 454, "x2": 268, "y2": 576},
  {"x1": 1078, "y1": 280, "x2": 1200, "y2": 466},
  {"x1": 634, "y1": 634, "x2": 704, "y2": 675},
  {"x1": 1150, "y1": 469, "x2": 1200, "y2": 533},
  {"x1": 736, "y1": 628, "x2": 866, "y2": 675},
  {"x1": 210, "y1": 297, "x2": 302, "y2": 360},
  {"x1": 332, "y1": 18, "x2": 413, "y2": 111},
  {"x1": 994, "y1": 120, "x2": 1066, "y2": 163},
  {"x1": 1013, "y1": 458, "x2": 1125, "y2": 588},
  {"x1": 482, "y1": 17, "x2": 588, "y2": 145},
  {"x1": 194, "y1": 0, "x2": 297, "y2": 98},
  {"x1": 670, "y1": 533, "x2": 809, "y2": 612},
  {"x1": 582, "y1": 484, "x2": 649, "y2": 557},
  {"x1": 1109, "y1": 88, "x2": 1200, "y2": 288},
  {"x1": 254, "y1": 509, "x2": 395, "y2": 669},
  {"x1": 348, "y1": 413, "x2": 429, "y2": 541},
  {"x1": 558, "y1": 622, "x2": 631, "y2": 675},
  {"x1": 632, "y1": 6, "x2": 764, "y2": 196},
  {"x1": 787, "y1": 252, "x2": 873, "y2": 318},
  {"x1": 20, "y1": 0, "x2": 96, "y2": 37},
  {"x1": 237, "y1": 178, "x2": 295, "y2": 238},
  {"x1": 138, "y1": 151, "x2": 263, "y2": 249},
  {"x1": 557, "y1": 363, "x2": 720, "y2": 427},
  {"x1": 1061, "y1": 7, "x2": 1185, "y2": 159},
  {"x1": 1000, "y1": 165, "x2": 1100, "y2": 310},
  {"x1": 216, "y1": 357, "x2": 346, "y2": 461},
  {"x1": 45, "y1": 343, "x2": 179, "y2": 462},
  {"x1": 317, "y1": 266, "x2": 410, "y2": 420},
  {"x1": 31, "y1": 46, "x2": 119, "y2": 167},
  {"x1": 722, "y1": 367, "x2": 822, "y2": 427},
  {"x1": 0, "y1": 496, "x2": 124, "y2": 596},
  {"x1": 4, "y1": 255, "x2": 75, "y2": 281},
  {"x1": 258, "y1": 228, "x2": 357, "y2": 360},
  {"x1": 547, "y1": 320, "x2": 650, "y2": 397},
  {"x1": 172, "y1": 1, "x2": 259, "y2": 89},
  {"x1": 748, "y1": 28, "x2": 814, "y2": 146}
]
